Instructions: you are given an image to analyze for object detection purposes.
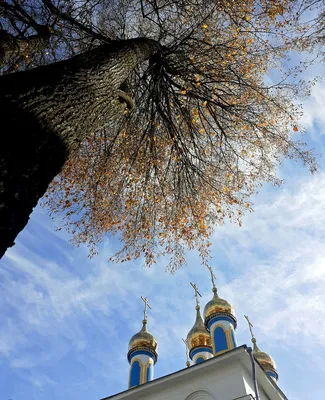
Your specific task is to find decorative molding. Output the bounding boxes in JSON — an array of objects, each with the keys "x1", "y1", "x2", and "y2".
[{"x1": 185, "y1": 389, "x2": 216, "y2": 400}]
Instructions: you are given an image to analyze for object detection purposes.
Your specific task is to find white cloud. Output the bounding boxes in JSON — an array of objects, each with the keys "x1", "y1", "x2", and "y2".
[
  {"x1": 211, "y1": 173, "x2": 325, "y2": 351},
  {"x1": 2, "y1": 168, "x2": 325, "y2": 398}
]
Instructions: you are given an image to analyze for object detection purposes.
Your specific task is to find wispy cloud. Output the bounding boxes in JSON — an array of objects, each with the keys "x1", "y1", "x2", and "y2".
[
  {"x1": 2, "y1": 86, "x2": 325, "y2": 399},
  {"x1": 211, "y1": 173, "x2": 325, "y2": 346},
  {"x1": 2, "y1": 174, "x2": 325, "y2": 400}
]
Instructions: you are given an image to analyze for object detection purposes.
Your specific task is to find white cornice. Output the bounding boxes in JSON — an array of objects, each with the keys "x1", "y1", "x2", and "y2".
[{"x1": 101, "y1": 345, "x2": 287, "y2": 400}]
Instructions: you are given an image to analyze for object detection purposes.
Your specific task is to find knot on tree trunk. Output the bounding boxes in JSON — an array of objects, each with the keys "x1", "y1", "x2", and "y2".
[
  {"x1": 118, "y1": 80, "x2": 135, "y2": 109},
  {"x1": 117, "y1": 89, "x2": 135, "y2": 110}
]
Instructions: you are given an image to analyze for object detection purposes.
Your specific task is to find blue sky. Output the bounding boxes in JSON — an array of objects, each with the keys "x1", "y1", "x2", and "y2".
[{"x1": 2, "y1": 65, "x2": 325, "y2": 400}]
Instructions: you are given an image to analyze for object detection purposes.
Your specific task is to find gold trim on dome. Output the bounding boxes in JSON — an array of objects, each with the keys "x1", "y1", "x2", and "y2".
[
  {"x1": 205, "y1": 267, "x2": 236, "y2": 328},
  {"x1": 252, "y1": 338, "x2": 278, "y2": 376},
  {"x1": 254, "y1": 349, "x2": 277, "y2": 371},
  {"x1": 187, "y1": 306, "x2": 212, "y2": 351},
  {"x1": 205, "y1": 298, "x2": 235, "y2": 317},
  {"x1": 244, "y1": 315, "x2": 278, "y2": 381},
  {"x1": 187, "y1": 282, "x2": 212, "y2": 351},
  {"x1": 204, "y1": 289, "x2": 236, "y2": 323},
  {"x1": 128, "y1": 319, "x2": 158, "y2": 362}
]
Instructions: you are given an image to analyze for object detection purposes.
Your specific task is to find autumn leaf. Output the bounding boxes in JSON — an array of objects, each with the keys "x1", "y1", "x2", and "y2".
[{"x1": 33, "y1": 0, "x2": 317, "y2": 272}]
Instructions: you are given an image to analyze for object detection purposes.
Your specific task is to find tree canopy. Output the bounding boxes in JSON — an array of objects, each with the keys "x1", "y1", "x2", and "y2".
[{"x1": 1, "y1": 0, "x2": 323, "y2": 271}]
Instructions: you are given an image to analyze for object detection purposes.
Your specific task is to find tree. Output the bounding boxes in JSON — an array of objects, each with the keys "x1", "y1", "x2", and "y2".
[
  {"x1": 294, "y1": 0, "x2": 325, "y2": 50},
  {"x1": 0, "y1": 0, "x2": 319, "y2": 270}
]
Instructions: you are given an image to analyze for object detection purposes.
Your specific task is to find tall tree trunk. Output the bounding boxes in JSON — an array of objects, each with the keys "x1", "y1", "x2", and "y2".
[{"x1": 0, "y1": 37, "x2": 160, "y2": 259}]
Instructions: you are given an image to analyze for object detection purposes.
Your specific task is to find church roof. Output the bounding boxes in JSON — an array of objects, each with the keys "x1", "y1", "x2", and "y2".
[{"x1": 100, "y1": 345, "x2": 287, "y2": 400}]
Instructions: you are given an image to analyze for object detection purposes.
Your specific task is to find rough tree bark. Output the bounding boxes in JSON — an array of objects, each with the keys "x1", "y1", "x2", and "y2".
[{"x1": 0, "y1": 37, "x2": 160, "y2": 259}]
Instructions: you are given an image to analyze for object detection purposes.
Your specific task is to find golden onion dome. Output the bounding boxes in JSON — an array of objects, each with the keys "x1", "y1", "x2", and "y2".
[
  {"x1": 204, "y1": 288, "x2": 236, "y2": 327},
  {"x1": 252, "y1": 339, "x2": 278, "y2": 381},
  {"x1": 187, "y1": 306, "x2": 212, "y2": 351},
  {"x1": 127, "y1": 320, "x2": 158, "y2": 363}
]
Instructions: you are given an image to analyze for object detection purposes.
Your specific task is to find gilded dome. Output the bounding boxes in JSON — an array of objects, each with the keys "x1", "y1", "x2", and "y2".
[
  {"x1": 204, "y1": 288, "x2": 236, "y2": 327},
  {"x1": 127, "y1": 320, "x2": 158, "y2": 362},
  {"x1": 187, "y1": 306, "x2": 212, "y2": 351},
  {"x1": 253, "y1": 339, "x2": 278, "y2": 381}
]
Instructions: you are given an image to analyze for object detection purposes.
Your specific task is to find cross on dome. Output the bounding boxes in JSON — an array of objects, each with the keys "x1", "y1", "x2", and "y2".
[
  {"x1": 244, "y1": 315, "x2": 255, "y2": 342},
  {"x1": 190, "y1": 282, "x2": 202, "y2": 308},
  {"x1": 207, "y1": 265, "x2": 217, "y2": 292},
  {"x1": 244, "y1": 315, "x2": 279, "y2": 381},
  {"x1": 141, "y1": 296, "x2": 152, "y2": 321}
]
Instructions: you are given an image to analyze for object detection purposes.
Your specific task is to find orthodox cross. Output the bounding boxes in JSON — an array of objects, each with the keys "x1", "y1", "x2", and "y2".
[
  {"x1": 182, "y1": 338, "x2": 190, "y2": 367},
  {"x1": 207, "y1": 265, "x2": 217, "y2": 290},
  {"x1": 141, "y1": 296, "x2": 152, "y2": 321},
  {"x1": 190, "y1": 282, "x2": 202, "y2": 307},
  {"x1": 244, "y1": 315, "x2": 255, "y2": 340}
]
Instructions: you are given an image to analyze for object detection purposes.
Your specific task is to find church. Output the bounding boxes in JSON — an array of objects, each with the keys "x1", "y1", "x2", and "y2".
[{"x1": 101, "y1": 267, "x2": 287, "y2": 400}]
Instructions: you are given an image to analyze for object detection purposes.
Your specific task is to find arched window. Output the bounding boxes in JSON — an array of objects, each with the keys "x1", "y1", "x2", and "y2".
[
  {"x1": 129, "y1": 360, "x2": 141, "y2": 387},
  {"x1": 195, "y1": 357, "x2": 205, "y2": 364},
  {"x1": 146, "y1": 362, "x2": 153, "y2": 381},
  {"x1": 185, "y1": 390, "x2": 215, "y2": 400},
  {"x1": 231, "y1": 328, "x2": 237, "y2": 347},
  {"x1": 213, "y1": 326, "x2": 228, "y2": 353}
]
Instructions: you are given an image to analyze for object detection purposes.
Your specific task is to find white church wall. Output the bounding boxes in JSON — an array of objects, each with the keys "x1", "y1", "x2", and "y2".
[
  {"x1": 104, "y1": 347, "x2": 286, "y2": 400},
  {"x1": 185, "y1": 390, "x2": 215, "y2": 400},
  {"x1": 129, "y1": 363, "x2": 251, "y2": 400},
  {"x1": 241, "y1": 366, "x2": 272, "y2": 400}
]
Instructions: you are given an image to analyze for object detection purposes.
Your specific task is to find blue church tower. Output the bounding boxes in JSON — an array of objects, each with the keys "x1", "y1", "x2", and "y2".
[
  {"x1": 204, "y1": 267, "x2": 237, "y2": 356},
  {"x1": 186, "y1": 283, "x2": 213, "y2": 365},
  {"x1": 127, "y1": 297, "x2": 158, "y2": 388}
]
